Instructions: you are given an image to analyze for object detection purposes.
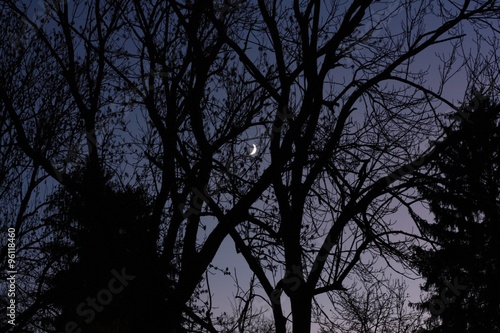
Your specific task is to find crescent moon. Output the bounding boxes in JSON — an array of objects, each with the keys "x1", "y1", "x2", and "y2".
[{"x1": 249, "y1": 144, "x2": 258, "y2": 156}]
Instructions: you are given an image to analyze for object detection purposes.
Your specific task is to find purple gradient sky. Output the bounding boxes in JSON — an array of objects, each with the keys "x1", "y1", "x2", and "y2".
[
  {"x1": 13, "y1": 1, "x2": 499, "y2": 332},
  {"x1": 202, "y1": 4, "x2": 498, "y2": 332}
]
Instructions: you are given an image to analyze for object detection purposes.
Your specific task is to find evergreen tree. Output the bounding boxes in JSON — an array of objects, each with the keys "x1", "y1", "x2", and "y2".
[
  {"x1": 42, "y1": 167, "x2": 173, "y2": 332},
  {"x1": 411, "y1": 93, "x2": 500, "y2": 332}
]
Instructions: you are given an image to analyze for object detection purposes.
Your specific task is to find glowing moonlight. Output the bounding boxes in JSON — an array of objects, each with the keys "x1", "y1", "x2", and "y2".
[{"x1": 249, "y1": 144, "x2": 258, "y2": 156}]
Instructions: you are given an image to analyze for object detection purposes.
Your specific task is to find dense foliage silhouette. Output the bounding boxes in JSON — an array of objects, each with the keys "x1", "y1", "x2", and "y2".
[{"x1": 412, "y1": 94, "x2": 500, "y2": 332}]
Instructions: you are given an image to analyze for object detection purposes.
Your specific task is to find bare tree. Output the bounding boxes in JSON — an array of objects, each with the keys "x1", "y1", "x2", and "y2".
[
  {"x1": 1, "y1": 1, "x2": 500, "y2": 333},
  {"x1": 198, "y1": 273, "x2": 277, "y2": 333},
  {"x1": 316, "y1": 273, "x2": 425, "y2": 333},
  {"x1": 205, "y1": 1, "x2": 500, "y2": 332}
]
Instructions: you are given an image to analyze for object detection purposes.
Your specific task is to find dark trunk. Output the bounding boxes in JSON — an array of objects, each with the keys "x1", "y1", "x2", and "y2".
[{"x1": 291, "y1": 291, "x2": 312, "y2": 333}]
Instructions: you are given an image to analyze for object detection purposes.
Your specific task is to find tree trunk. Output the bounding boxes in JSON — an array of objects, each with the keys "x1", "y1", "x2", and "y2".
[{"x1": 291, "y1": 291, "x2": 312, "y2": 333}]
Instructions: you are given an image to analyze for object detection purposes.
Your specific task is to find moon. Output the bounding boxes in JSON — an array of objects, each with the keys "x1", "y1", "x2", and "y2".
[{"x1": 249, "y1": 144, "x2": 258, "y2": 156}]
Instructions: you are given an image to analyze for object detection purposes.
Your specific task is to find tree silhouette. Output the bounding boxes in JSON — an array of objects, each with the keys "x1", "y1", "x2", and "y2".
[
  {"x1": 318, "y1": 274, "x2": 425, "y2": 333},
  {"x1": 42, "y1": 168, "x2": 169, "y2": 332},
  {"x1": 410, "y1": 94, "x2": 500, "y2": 332},
  {"x1": 1, "y1": 1, "x2": 500, "y2": 333}
]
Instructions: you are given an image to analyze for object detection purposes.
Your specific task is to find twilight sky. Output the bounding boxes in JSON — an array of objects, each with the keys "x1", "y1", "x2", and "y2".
[
  {"x1": 5, "y1": 1, "x2": 500, "y2": 332},
  {"x1": 202, "y1": 4, "x2": 498, "y2": 331}
]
